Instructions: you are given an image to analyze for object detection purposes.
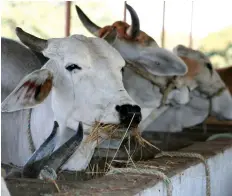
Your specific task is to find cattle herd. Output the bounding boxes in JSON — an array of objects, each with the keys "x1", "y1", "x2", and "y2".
[{"x1": 1, "y1": 3, "x2": 232, "y2": 195}]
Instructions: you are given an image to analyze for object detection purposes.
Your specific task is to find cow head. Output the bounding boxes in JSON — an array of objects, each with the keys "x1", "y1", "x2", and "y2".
[
  {"x1": 1, "y1": 27, "x2": 143, "y2": 143},
  {"x1": 75, "y1": 3, "x2": 157, "y2": 47},
  {"x1": 75, "y1": 3, "x2": 188, "y2": 76},
  {"x1": 173, "y1": 44, "x2": 232, "y2": 120}
]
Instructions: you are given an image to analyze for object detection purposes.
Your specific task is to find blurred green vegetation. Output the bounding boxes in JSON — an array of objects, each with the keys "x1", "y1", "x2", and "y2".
[
  {"x1": 1, "y1": 1, "x2": 116, "y2": 39},
  {"x1": 2, "y1": 2, "x2": 65, "y2": 39},
  {"x1": 199, "y1": 26, "x2": 232, "y2": 68},
  {"x1": 1, "y1": 1, "x2": 232, "y2": 68}
]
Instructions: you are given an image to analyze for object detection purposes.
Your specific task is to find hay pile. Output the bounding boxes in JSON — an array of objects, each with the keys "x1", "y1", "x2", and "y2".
[{"x1": 83, "y1": 120, "x2": 161, "y2": 177}]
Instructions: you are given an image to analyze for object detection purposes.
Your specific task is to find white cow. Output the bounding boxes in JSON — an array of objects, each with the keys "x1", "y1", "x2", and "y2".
[
  {"x1": 75, "y1": 3, "x2": 232, "y2": 132},
  {"x1": 75, "y1": 4, "x2": 191, "y2": 131},
  {"x1": 1, "y1": 27, "x2": 148, "y2": 173},
  {"x1": 146, "y1": 45, "x2": 232, "y2": 131}
]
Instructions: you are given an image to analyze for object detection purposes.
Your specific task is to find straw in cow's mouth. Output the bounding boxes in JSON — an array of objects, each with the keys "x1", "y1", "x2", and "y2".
[
  {"x1": 85, "y1": 120, "x2": 160, "y2": 151},
  {"x1": 85, "y1": 121, "x2": 121, "y2": 144}
]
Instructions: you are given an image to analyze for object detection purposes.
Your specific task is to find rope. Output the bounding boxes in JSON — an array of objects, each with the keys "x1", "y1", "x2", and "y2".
[
  {"x1": 201, "y1": 87, "x2": 227, "y2": 133},
  {"x1": 125, "y1": 61, "x2": 177, "y2": 107},
  {"x1": 158, "y1": 81, "x2": 176, "y2": 108},
  {"x1": 125, "y1": 61, "x2": 226, "y2": 112},
  {"x1": 126, "y1": 61, "x2": 165, "y2": 90},
  {"x1": 207, "y1": 87, "x2": 226, "y2": 116},
  {"x1": 26, "y1": 108, "x2": 36, "y2": 153},
  {"x1": 155, "y1": 151, "x2": 210, "y2": 196},
  {"x1": 206, "y1": 133, "x2": 232, "y2": 141},
  {"x1": 106, "y1": 167, "x2": 172, "y2": 196}
]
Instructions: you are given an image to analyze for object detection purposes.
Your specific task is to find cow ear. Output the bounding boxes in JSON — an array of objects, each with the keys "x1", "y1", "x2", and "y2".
[
  {"x1": 136, "y1": 47, "x2": 188, "y2": 76},
  {"x1": 2, "y1": 69, "x2": 53, "y2": 112}
]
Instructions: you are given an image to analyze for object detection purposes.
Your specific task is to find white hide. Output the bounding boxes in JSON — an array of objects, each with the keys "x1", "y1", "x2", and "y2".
[
  {"x1": 113, "y1": 39, "x2": 188, "y2": 76},
  {"x1": 198, "y1": 69, "x2": 232, "y2": 120},
  {"x1": 1, "y1": 37, "x2": 45, "y2": 166},
  {"x1": 1, "y1": 177, "x2": 11, "y2": 196},
  {"x1": 135, "y1": 47, "x2": 188, "y2": 76},
  {"x1": 146, "y1": 90, "x2": 209, "y2": 132},
  {"x1": 123, "y1": 67, "x2": 189, "y2": 109},
  {"x1": 210, "y1": 89, "x2": 232, "y2": 120},
  {"x1": 2, "y1": 34, "x2": 153, "y2": 171}
]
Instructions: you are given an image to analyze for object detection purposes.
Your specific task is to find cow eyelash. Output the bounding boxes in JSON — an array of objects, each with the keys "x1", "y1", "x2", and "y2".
[{"x1": 65, "y1": 64, "x2": 82, "y2": 72}]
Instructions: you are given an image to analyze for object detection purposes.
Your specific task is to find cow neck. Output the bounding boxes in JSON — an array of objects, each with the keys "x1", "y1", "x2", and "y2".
[
  {"x1": 205, "y1": 87, "x2": 227, "y2": 117},
  {"x1": 125, "y1": 60, "x2": 177, "y2": 108}
]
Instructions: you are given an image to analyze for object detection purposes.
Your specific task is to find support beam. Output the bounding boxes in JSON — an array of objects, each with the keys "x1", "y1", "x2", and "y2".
[
  {"x1": 189, "y1": 1, "x2": 194, "y2": 48},
  {"x1": 65, "y1": 1, "x2": 71, "y2": 37},
  {"x1": 161, "y1": 1, "x2": 166, "y2": 48},
  {"x1": 123, "y1": 1, "x2": 127, "y2": 22}
]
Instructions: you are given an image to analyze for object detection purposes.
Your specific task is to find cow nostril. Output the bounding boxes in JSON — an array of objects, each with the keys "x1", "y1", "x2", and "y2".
[
  {"x1": 133, "y1": 105, "x2": 141, "y2": 112},
  {"x1": 120, "y1": 106, "x2": 129, "y2": 115},
  {"x1": 117, "y1": 104, "x2": 142, "y2": 126},
  {"x1": 115, "y1": 105, "x2": 121, "y2": 112}
]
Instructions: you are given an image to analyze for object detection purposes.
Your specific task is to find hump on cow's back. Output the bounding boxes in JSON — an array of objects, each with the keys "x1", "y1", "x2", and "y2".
[
  {"x1": 1, "y1": 37, "x2": 43, "y2": 69},
  {"x1": 1, "y1": 37, "x2": 43, "y2": 101}
]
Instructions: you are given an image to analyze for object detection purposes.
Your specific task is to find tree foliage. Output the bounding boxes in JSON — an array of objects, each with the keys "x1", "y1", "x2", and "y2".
[
  {"x1": 199, "y1": 26, "x2": 232, "y2": 68},
  {"x1": 1, "y1": 1, "x2": 117, "y2": 40}
]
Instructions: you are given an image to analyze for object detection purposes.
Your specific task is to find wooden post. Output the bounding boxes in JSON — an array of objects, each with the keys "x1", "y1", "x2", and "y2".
[
  {"x1": 123, "y1": 1, "x2": 127, "y2": 22},
  {"x1": 189, "y1": 1, "x2": 194, "y2": 48},
  {"x1": 161, "y1": 1, "x2": 166, "y2": 48},
  {"x1": 65, "y1": 1, "x2": 71, "y2": 37}
]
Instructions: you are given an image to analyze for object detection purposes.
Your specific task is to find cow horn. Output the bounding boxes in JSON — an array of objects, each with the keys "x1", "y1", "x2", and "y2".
[
  {"x1": 22, "y1": 121, "x2": 59, "y2": 178},
  {"x1": 75, "y1": 5, "x2": 101, "y2": 37},
  {"x1": 42, "y1": 122, "x2": 84, "y2": 172},
  {"x1": 102, "y1": 27, "x2": 118, "y2": 45},
  {"x1": 125, "y1": 3, "x2": 140, "y2": 39},
  {"x1": 15, "y1": 27, "x2": 48, "y2": 52}
]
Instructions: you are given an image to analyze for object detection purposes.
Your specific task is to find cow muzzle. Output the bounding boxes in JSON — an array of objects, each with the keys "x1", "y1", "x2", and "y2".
[{"x1": 115, "y1": 104, "x2": 142, "y2": 127}]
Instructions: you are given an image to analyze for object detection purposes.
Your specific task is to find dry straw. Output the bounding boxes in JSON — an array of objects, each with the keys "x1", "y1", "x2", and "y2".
[
  {"x1": 83, "y1": 114, "x2": 161, "y2": 180},
  {"x1": 85, "y1": 121, "x2": 160, "y2": 152},
  {"x1": 85, "y1": 121, "x2": 121, "y2": 144}
]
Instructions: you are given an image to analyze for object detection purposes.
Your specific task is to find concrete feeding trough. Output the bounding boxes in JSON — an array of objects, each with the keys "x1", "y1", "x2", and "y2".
[{"x1": 3, "y1": 121, "x2": 232, "y2": 196}]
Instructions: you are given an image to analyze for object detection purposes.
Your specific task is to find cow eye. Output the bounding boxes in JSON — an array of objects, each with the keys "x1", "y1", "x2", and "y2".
[
  {"x1": 205, "y1": 62, "x2": 213, "y2": 75},
  {"x1": 154, "y1": 61, "x2": 160, "y2": 66},
  {"x1": 205, "y1": 62, "x2": 212, "y2": 70},
  {"x1": 65, "y1": 64, "x2": 82, "y2": 72}
]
